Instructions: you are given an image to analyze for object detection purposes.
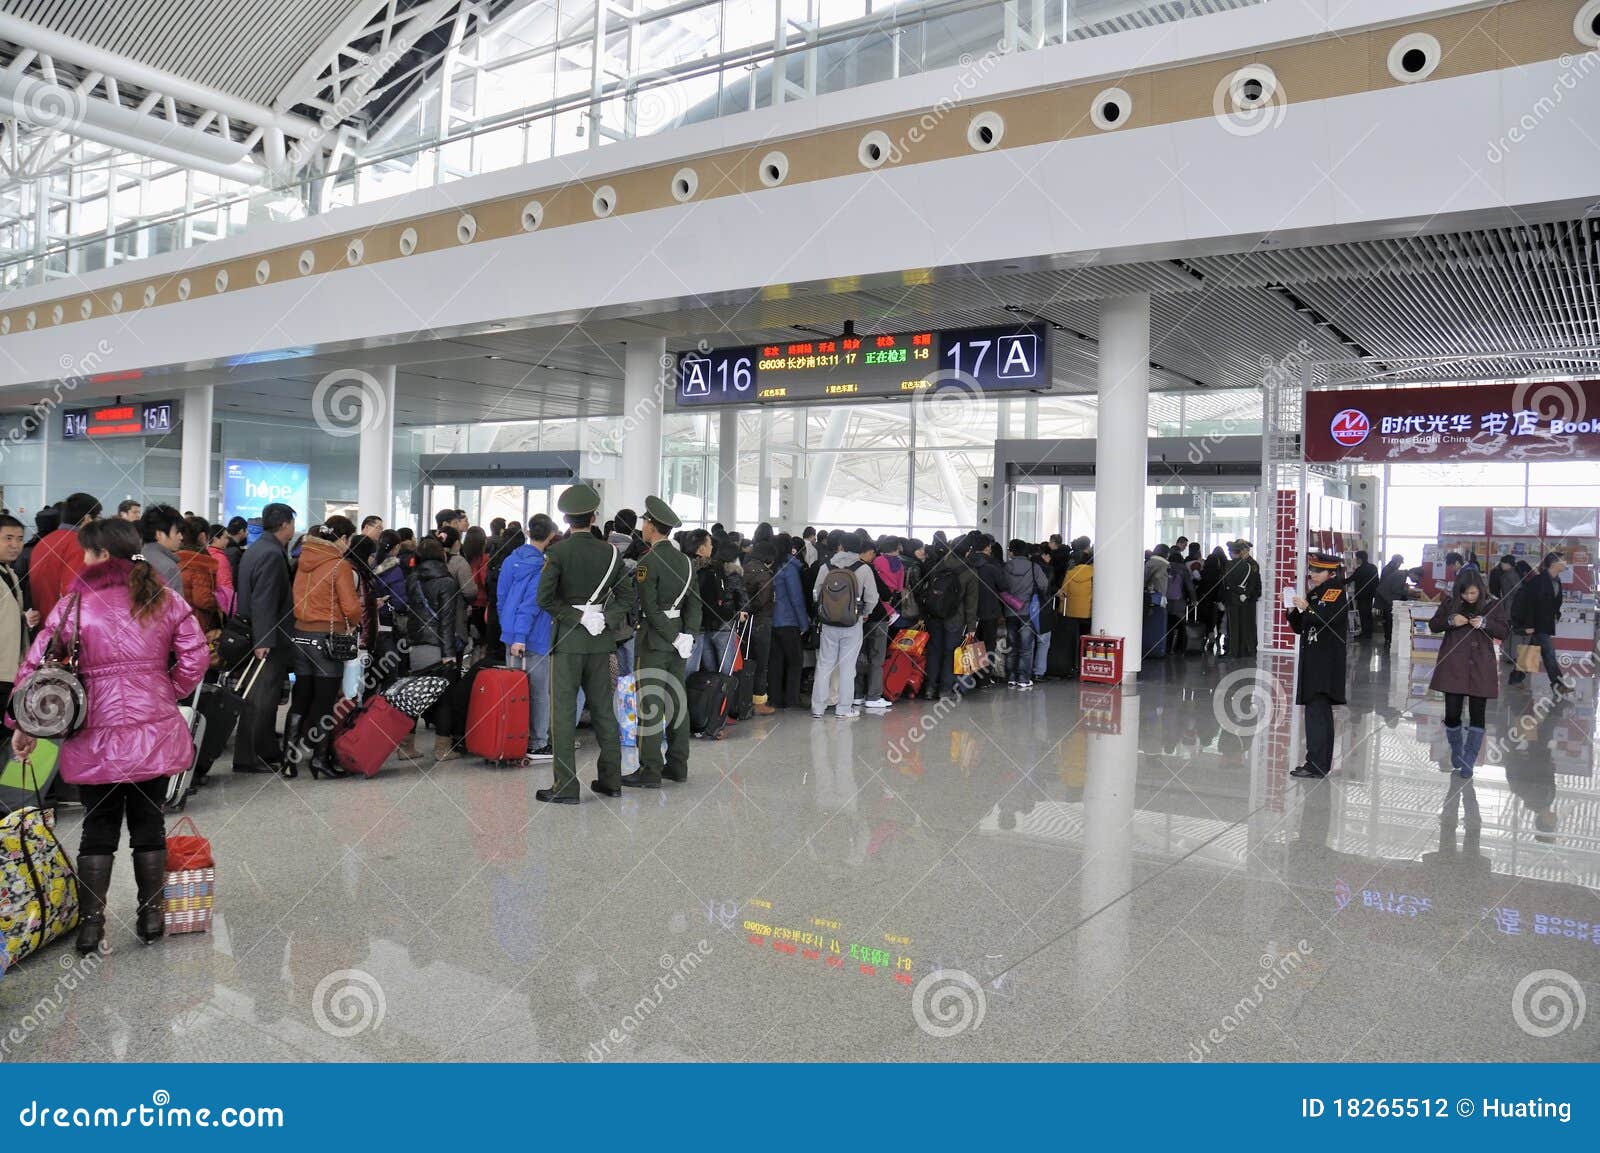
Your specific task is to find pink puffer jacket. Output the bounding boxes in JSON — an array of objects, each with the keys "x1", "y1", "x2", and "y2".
[{"x1": 13, "y1": 558, "x2": 209, "y2": 785}]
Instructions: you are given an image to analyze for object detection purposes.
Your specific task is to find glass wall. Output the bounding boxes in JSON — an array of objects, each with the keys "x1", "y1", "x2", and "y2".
[{"x1": 1377, "y1": 462, "x2": 1600, "y2": 566}]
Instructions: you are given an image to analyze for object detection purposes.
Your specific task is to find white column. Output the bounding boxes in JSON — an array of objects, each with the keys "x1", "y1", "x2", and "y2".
[
  {"x1": 179, "y1": 384, "x2": 213, "y2": 517},
  {"x1": 357, "y1": 365, "x2": 397, "y2": 525},
  {"x1": 1092, "y1": 294, "x2": 1150, "y2": 680},
  {"x1": 717, "y1": 408, "x2": 738, "y2": 529},
  {"x1": 756, "y1": 409, "x2": 772, "y2": 523},
  {"x1": 621, "y1": 339, "x2": 666, "y2": 505}
]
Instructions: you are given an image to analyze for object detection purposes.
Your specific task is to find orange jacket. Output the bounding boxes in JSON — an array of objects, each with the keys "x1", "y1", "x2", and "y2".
[{"x1": 292, "y1": 535, "x2": 362, "y2": 634}]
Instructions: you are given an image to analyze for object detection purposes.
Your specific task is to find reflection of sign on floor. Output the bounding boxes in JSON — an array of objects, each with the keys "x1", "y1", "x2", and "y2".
[
  {"x1": 1078, "y1": 686, "x2": 1122, "y2": 734},
  {"x1": 733, "y1": 897, "x2": 915, "y2": 988}
]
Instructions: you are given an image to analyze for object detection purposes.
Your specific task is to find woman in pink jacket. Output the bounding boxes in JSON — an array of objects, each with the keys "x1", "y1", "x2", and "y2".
[{"x1": 9, "y1": 518, "x2": 208, "y2": 954}]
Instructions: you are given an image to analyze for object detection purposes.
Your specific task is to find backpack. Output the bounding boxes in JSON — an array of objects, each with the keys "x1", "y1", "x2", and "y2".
[
  {"x1": 1166, "y1": 566, "x2": 1186, "y2": 604},
  {"x1": 817, "y1": 563, "x2": 865, "y2": 627},
  {"x1": 923, "y1": 567, "x2": 961, "y2": 619}
]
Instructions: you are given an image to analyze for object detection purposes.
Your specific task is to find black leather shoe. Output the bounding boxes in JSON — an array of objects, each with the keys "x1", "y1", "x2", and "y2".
[
  {"x1": 589, "y1": 780, "x2": 622, "y2": 798},
  {"x1": 1289, "y1": 764, "x2": 1328, "y2": 779},
  {"x1": 535, "y1": 788, "x2": 579, "y2": 805},
  {"x1": 230, "y1": 759, "x2": 278, "y2": 774},
  {"x1": 661, "y1": 772, "x2": 687, "y2": 784},
  {"x1": 619, "y1": 771, "x2": 661, "y2": 789}
]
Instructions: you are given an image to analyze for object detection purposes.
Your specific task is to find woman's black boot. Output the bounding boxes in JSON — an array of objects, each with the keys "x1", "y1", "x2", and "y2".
[
  {"x1": 74, "y1": 854, "x2": 114, "y2": 954},
  {"x1": 131, "y1": 849, "x2": 168, "y2": 944},
  {"x1": 280, "y1": 712, "x2": 305, "y2": 780}
]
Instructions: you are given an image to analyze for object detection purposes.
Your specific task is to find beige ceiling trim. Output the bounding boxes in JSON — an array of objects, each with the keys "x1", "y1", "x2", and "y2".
[{"x1": 1, "y1": 0, "x2": 1584, "y2": 342}]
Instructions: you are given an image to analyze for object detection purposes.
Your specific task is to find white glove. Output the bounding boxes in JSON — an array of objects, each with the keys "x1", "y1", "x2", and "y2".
[
  {"x1": 672, "y1": 633, "x2": 695, "y2": 660},
  {"x1": 580, "y1": 606, "x2": 606, "y2": 636}
]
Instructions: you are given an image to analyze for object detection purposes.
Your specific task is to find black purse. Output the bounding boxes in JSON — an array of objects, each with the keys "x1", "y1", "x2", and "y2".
[
  {"x1": 319, "y1": 568, "x2": 359, "y2": 662},
  {"x1": 216, "y1": 613, "x2": 255, "y2": 668},
  {"x1": 9, "y1": 594, "x2": 88, "y2": 739}
]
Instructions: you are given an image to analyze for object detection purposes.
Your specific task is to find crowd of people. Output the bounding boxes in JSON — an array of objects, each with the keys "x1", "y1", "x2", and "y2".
[
  {"x1": 1139, "y1": 537, "x2": 1263, "y2": 661},
  {"x1": 1, "y1": 481, "x2": 1585, "y2": 951}
]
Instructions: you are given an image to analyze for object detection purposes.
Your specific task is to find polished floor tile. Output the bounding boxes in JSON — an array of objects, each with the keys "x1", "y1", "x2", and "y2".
[{"x1": 4, "y1": 641, "x2": 1597, "y2": 1063}]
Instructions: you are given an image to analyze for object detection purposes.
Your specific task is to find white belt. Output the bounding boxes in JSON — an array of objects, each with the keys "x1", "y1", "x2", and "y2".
[
  {"x1": 663, "y1": 609, "x2": 681, "y2": 619},
  {"x1": 571, "y1": 604, "x2": 592, "y2": 612}
]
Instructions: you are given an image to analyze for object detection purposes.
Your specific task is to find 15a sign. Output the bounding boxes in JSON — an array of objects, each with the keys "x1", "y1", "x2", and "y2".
[{"x1": 1304, "y1": 381, "x2": 1600, "y2": 463}]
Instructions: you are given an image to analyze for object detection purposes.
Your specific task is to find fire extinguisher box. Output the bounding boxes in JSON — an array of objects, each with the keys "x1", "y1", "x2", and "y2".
[{"x1": 1079, "y1": 635, "x2": 1124, "y2": 684}]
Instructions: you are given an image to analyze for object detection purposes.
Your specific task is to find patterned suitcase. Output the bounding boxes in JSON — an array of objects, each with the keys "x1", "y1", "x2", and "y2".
[
  {"x1": 332, "y1": 696, "x2": 414, "y2": 777},
  {"x1": 465, "y1": 666, "x2": 531, "y2": 763}
]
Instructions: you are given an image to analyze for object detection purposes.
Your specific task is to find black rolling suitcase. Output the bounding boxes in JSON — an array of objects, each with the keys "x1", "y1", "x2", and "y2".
[
  {"x1": 193, "y1": 681, "x2": 243, "y2": 778},
  {"x1": 689, "y1": 635, "x2": 739, "y2": 738}
]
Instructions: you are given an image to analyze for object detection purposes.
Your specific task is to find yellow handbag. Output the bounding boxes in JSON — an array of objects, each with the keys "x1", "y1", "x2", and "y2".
[
  {"x1": 1515, "y1": 641, "x2": 1543, "y2": 674},
  {"x1": 1, "y1": 790, "x2": 79, "y2": 973}
]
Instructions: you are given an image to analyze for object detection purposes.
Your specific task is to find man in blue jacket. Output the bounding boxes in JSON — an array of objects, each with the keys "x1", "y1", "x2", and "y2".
[{"x1": 498, "y1": 513, "x2": 556, "y2": 761}]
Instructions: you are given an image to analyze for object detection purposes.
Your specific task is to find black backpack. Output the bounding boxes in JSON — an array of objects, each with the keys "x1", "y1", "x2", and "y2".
[{"x1": 923, "y1": 567, "x2": 961, "y2": 619}]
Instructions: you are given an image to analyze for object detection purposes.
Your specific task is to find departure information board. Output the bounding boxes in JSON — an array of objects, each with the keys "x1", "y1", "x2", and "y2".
[
  {"x1": 61, "y1": 399, "x2": 176, "y2": 440},
  {"x1": 673, "y1": 323, "x2": 1050, "y2": 407}
]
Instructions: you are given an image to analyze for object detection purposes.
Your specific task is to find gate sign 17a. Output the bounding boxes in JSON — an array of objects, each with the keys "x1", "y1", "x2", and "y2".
[{"x1": 673, "y1": 324, "x2": 1049, "y2": 407}]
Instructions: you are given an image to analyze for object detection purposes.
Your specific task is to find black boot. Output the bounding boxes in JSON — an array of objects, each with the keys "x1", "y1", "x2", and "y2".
[
  {"x1": 131, "y1": 849, "x2": 167, "y2": 944},
  {"x1": 74, "y1": 854, "x2": 113, "y2": 955},
  {"x1": 280, "y1": 712, "x2": 306, "y2": 780}
]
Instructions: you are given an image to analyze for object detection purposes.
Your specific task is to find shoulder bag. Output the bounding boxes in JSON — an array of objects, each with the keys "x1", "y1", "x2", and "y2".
[{"x1": 9, "y1": 594, "x2": 88, "y2": 740}]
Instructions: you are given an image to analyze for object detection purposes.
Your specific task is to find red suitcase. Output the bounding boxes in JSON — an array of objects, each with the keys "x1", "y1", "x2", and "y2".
[
  {"x1": 883, "y1": 648, "x2": 925, "y2": 700},
  {"x1": 465, "y1": 666, "x2": 530, "y2": 763},
  {"x1": 332, "y1": 696, "x2": 414, "y2": 777}
]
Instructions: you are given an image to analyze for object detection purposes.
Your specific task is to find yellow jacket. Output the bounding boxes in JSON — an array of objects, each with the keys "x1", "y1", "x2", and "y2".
[{"x1": 1062, "y1": 563, "x2": 1093, "y2": 619}]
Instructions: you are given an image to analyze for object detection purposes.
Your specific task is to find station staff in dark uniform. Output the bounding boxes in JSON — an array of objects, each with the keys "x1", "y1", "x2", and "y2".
[
  {"x1": 621, "y1": 497, "x2": 701, "y2": 789},
  {"x1": 1221, "y1": 539, "x2": 1262, "y2": 658},
  {"x1": 535, "y1": 484, "x2": 636, "y2": 804},
  {"x1": 1288, "y1": 552, "x2": 1350, "y2": 780}
]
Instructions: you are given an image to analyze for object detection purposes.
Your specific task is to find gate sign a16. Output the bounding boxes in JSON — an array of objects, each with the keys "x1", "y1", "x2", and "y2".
[{"x1": 1303, "y1": 380, "x2": 1600, "y2": 463}]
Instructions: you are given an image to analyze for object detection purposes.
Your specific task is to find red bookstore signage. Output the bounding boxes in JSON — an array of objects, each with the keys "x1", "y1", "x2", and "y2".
[{"x1": 1304, "y1": 380, "x2": 1600, "y2": 463}]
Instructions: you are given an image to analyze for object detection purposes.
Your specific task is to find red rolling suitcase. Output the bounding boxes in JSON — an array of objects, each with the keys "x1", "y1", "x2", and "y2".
[
  {"x1": 465, "y1": 665, "x2": 531, "y2": 763},
  {"x1": 332, "y1": 696, "x2": 414, "y2": 777}
]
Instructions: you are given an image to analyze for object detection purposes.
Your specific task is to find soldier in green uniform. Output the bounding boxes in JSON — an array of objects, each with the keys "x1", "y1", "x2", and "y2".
[
  {"x1": 535, "y1": 484, "x2": 636, "y2": 804},
  {"x1": 621, "y1": 496, "x2": 701, "y2": 788}
]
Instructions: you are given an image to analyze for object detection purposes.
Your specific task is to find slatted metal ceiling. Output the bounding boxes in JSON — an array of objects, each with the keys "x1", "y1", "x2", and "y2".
[
  {"x1": 1065, "y1": 0, "x2": 1266, "y2": 40},
  {"x1": 4, "y1": 0, "x2": 370, "y2": 106}
]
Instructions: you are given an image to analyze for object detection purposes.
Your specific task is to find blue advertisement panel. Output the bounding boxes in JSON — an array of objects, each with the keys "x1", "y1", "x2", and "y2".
[{"x1": 222, "y1": 459, "x2": 309, "y2": 523}]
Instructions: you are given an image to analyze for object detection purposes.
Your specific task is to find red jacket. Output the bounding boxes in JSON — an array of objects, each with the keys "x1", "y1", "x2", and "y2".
[{"x1": 28, "y1": 527, "x2": 87, "y2": 618}]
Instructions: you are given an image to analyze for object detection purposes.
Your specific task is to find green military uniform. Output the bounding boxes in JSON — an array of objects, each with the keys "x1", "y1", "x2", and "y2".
[
  {"x1": 535, "y1": 486, "x2": 636, "y2": 801},
  {"x1": 626, "y1": 497, "x2": 702, "y2": 787}
]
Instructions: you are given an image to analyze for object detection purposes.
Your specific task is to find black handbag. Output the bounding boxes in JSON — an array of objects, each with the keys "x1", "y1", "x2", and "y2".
[
  {"x1": 216, "y1": 613, "x2": 255, "y2": 668},
  {"x1": 9, "y1": 594, "x2": 88, "y2": 739},
  {"x1": 319, "y1": 572, "x2": 359, "y2": 662}
]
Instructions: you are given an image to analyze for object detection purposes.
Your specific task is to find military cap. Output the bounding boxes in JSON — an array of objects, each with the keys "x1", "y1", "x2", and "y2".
[
  {"x1": 557, "y1": 484, "x2": 601, "y2": 516},
  {"x1": 643, "y1": 495, "x2": 681, "y2": 529}
]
